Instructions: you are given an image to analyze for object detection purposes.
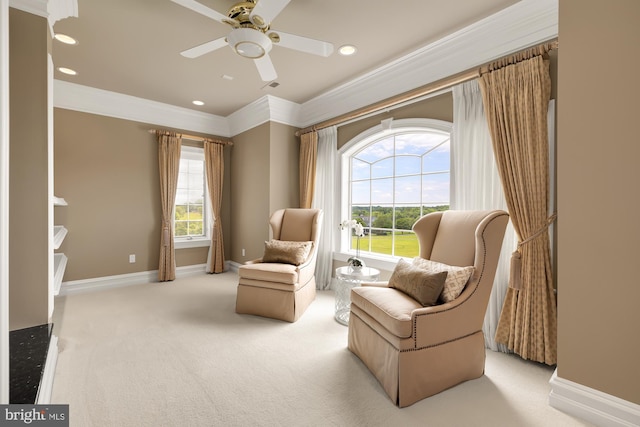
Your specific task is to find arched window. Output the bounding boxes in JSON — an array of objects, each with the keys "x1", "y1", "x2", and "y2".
[{"x1": 339, "y1": 119, "x2": 452, "y2": 262}]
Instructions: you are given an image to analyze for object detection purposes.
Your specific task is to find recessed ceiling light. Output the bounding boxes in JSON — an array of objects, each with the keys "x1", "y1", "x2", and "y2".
[
  {"x1": 54, "y1": 33, "x2": 78, "y2": 45},
  {"x1": 221, "y1": 74, "x2": 234, "y2": 81},
  {"x1": 57, "y1": 67, "x2": 77, "y2": 76},
  {"x1": 338, "y1": 45, "x2": 357, "y2": 56},
  {"x1": 192, "y1": 100, "x2": 204, "y2": 106}
]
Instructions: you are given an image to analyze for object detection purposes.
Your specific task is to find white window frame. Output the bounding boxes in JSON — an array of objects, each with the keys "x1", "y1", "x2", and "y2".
[
  {"x1": 174, "y1": 145, "x2": 211, "y2": 249},
  {"x1": 337, "y1": 118, "x2": 453, "y2": 270}
]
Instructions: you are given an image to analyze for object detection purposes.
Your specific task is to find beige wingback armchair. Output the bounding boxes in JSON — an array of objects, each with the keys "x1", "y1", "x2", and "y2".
[
  {"x1": 348, "y1": 210, "x2": 509, "y2": 407},
  {"x1": 236, "y1": 208, "x2": 323, "y2": 322}
]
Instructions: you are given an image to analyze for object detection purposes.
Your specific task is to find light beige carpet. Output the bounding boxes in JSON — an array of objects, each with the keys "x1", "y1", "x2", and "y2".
[{"x1": 51, "y1": 271, "x2": 592, "y2": 427}]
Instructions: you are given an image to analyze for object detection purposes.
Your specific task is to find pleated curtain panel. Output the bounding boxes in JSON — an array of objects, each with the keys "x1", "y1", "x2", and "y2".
[
  {"x1": 451, "y1": 80, "x2": 516, "y2": 353},
  {"x1": 157, "y1": 132, "x2": 182, "y2": 282},
  {"x1": 478, "y1": 46, "x2": 558, "y2": 365},
  {"x1": 204, "y1": 141, "x2": 226, "y2": 273},
  {"x1": 298, "y1": 128, "x2": 338, "y2": 290}
]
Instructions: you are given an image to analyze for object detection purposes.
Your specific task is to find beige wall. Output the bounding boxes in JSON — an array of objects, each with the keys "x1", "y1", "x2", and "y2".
[
  {"x1": 269, "y1": 122, "x2": 299, "y2": 211},
  {"x1": 337, "y1": 92, "x2": 454, "y2": 149},
  {"x1": 9, "y1": 9, "x2": 50, "y2": 330},
  {"x1": 229, "y1": 122, "x2": 300, "y2": 263},
  {"x1": 558, "y1": 0, "x2": 640, "y2": 405},
  {"x1": 54, "y1": 108, "x2": 231, "y2": 281},
  {"x1": 230, "y1": 123, "x2": 270, "y2": 262}
]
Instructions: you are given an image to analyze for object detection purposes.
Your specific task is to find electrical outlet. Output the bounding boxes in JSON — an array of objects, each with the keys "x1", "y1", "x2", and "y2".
[
  {"x1": 129, "y1": 254, "x2": 136, "y2": 263},
  {"x1": 242, "y1": 249, "x2": 246, "y2": 257}
]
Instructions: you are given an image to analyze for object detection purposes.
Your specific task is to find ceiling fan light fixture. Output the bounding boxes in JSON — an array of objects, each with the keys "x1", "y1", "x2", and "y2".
[
  {"x1": 236, "y1": 41, "x2": 265, "y2": 58},
  {"x1": 227, "y1": 28, "x2": 272, "y2": 59}
]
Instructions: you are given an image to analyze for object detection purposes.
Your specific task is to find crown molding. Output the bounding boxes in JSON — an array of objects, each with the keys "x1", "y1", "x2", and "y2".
[
  {"x1": 9, "y1": 0, "x2": 46, "y2": 17},
  {"x1": 47, "y1": 0, "x2": 77, "y2": 27},
  {"x1": 226, "y1": 96, "x2": 271, "y2": 136},
  {"x1": 267, "y1": 95, "x2": 302, "y2": 128},
  {"x1": 227, "y1": 95, "x2": 302, "y2": 135},
  {"x1": 299, "y1": 0, "x2": 558, "y2": 127},
  {"x1": 10, "y1": 0, "x2": 78, "y2": 31},
  {"x1": 54, "y1": 80, "x2": 230, "y2": 137}
]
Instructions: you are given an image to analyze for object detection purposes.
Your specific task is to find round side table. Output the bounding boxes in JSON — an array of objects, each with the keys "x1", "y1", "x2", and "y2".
[{"x1": 334, "y1": 266, "x2": 380, "y2": 326}]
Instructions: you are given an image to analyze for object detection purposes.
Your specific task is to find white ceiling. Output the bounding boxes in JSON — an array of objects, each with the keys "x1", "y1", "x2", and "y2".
[{"x1": 50, "y1": 0, "x2": 521, "y2": 118}]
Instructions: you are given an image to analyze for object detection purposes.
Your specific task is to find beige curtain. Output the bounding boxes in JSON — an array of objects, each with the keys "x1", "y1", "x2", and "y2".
[
  {"x1": 299, "y1": 131, "x2": 318, "y2": 208},
  {"x1": 157, "y1": 132, "x2": 182, "y2": 282},
  {"x1": 204, "y1": 141, "x2": 225, "y2": 273},
  {"x1": 478, "y1": 47, "x2": 557, "y2": 365}
]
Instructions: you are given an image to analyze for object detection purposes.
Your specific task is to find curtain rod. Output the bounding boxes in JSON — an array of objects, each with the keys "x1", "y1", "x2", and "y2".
[
  {"x1": 295, "y1": 39, "x2": 558, "y2": 137},
  {"x1": 149, "y1": 129, "x2": 233, "y2": 146}
]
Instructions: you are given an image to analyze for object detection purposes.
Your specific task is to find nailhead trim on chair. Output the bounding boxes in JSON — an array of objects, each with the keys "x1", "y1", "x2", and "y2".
[
  {"x1": 350, "y1": 310, "x2": 482, "y2": 353},
  {"x1": 402, "y1": 330, "x2": 483, "y2": 353}
]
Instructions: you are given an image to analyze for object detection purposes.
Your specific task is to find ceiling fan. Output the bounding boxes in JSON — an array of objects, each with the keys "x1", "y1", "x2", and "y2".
[{"x1": 172, "y1": 0, "x2": 334, "y2": 81}]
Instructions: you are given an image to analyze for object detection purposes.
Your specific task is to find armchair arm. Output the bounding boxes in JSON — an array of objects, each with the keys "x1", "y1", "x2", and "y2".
[
  {"x1": 294, "y1": 244, "x2": 320, "y2": 285},
  {"x1": 410, "y1": 282, "x2": 485, "y2": 348},
  {"x1": 244, "y1": 258, "x2": 264, "y2": 265}
]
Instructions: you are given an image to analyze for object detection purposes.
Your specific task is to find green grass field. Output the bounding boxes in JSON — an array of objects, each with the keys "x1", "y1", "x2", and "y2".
[{"x1": 353, "y1": 232, "x2": 419, "y2": 258}]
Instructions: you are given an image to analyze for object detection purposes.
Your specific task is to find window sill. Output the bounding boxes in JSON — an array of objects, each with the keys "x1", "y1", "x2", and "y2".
[{"x1": 175, "y1": 238, "x2": 210, "y2": 249}]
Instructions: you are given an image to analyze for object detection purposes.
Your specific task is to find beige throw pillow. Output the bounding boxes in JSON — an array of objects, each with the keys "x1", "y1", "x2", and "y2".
[
  {"x1": 388, "y1": 259, "x2": 448, "y2": 307},
  {"x1": 412, "y1": 257, "x2": 474, "y2": 303},
  {"x1": 262, "y1": 240, "x2": 313, "y2": 266}
]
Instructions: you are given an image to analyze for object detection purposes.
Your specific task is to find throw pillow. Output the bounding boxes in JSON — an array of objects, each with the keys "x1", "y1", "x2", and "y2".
[
  {"x1": 412, "y1": 257, "x2": 475, "y2": 303},
  {"x1": 262, "y1": 240, "x2": 313, "y2": 266},
  {"x1": 388, "y1": 259, "x2": 448, "y2": 307}
]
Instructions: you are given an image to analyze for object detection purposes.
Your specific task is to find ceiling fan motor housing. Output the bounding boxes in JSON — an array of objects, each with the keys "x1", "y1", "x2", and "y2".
[{"x1": 227, "y1": 1, "x2": 268, "y2": 30}]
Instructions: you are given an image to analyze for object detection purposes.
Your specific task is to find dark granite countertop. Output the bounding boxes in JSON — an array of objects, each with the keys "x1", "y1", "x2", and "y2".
[{"x1": 10, "y1": 323, "x2": 52, "y2": 403}]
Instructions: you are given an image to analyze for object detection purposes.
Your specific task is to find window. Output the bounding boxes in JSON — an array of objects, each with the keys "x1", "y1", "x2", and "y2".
[
  {"x1": 174, "y1": 146, "x2": 209, "y2": 247},
  {"x1": 340, "y1": 119, "x2": 452, "y2": 260}
]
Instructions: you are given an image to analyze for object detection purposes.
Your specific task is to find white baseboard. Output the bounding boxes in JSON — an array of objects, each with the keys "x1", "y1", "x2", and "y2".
[
  {"x1": 227, "y1": 261, "x2": 241, "y2": 273},
  {"x1": 36, "y1": 334, "x2": 58, "y2": 404},
  {"x1": 549, "y1": 369, "x2": 640, "y2": 427},
  {"x1": 59, "y1": 263, "x2": 212, "y2": 295}
]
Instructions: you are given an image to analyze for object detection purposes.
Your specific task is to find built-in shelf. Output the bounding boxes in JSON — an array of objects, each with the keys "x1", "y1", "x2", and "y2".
[
  {"x1": 53, "y1": 225, "x2": 68, "y2": 250},
  {"x1": 53, "y1": 197, "x2": 68, "y2": 297},
  {"x1": 53, "y1": 196, "x2": 67, "y2": 206},
  {"x1": 53, "y1": 253, "x2": 67, "y2": 296}
]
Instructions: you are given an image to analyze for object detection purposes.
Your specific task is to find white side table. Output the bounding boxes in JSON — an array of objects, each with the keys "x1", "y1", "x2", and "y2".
[{"x1": 334, "y1": 266, "x2": 380, "y2": 326}]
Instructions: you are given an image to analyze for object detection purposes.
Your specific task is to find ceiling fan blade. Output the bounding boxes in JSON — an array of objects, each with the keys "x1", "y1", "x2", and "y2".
[
  {"x1": 171, "y1": 0, "x2": 238, "y2": 26},
  {"x1": 272, "y1": 31, "x2": 334, "y2": 57},
  {"x1": 254, "y1": 54, "x2": 278, "y2": 82},
  {"x1": 180, "y1": 37, "x2": 228, "y2": 58},
  {"x1": 250, "y1": 0, "x2": 291, "y2": 28}
]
